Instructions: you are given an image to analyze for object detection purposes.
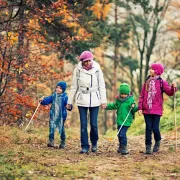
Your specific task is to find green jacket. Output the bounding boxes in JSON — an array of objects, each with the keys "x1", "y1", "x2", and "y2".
[{"x1": 106, "y1": 95, "x2": 138, "y2": 127}]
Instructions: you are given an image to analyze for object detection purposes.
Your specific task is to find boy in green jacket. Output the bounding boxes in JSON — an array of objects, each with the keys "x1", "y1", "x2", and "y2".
[{"x1": 106, "y1": 83, "x2": 138, "y2": 155}]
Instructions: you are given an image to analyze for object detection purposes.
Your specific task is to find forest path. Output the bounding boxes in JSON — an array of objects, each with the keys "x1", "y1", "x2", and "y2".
[{"x1": 0, "y1": 126, "x2": 179, "y2": 180}]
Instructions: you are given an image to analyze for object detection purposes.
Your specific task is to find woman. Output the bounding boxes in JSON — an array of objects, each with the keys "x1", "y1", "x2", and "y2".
[{"x1": 67, "y1": 51, "x2": 107, "y2": 154}]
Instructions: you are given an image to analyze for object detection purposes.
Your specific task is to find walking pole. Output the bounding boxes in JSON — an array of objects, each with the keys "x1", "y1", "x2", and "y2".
[
  {"x1": 107, "y1": 106, "x2": 133, "y2": 151},
  {"x1": 25, "y1": 98, "x2": 43, "y2": 131},
  {"x1": 174, "y1": 87, "x2": 177, "y2": 152}
]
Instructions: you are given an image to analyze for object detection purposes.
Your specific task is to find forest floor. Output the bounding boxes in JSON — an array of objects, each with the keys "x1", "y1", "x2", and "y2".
[{"x1": 0, "y1": 125, "x2": 180, "y2": 180}]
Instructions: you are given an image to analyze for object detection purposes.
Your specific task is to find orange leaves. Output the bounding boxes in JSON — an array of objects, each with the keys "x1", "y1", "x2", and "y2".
[{"x1": 91, "y1": 1, "x2": 111, "y2": 20}]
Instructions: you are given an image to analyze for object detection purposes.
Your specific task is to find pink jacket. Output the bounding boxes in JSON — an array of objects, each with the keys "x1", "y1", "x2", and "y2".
[{"x1": 138, "y1": 78, "x2": 177, "y2": 115}]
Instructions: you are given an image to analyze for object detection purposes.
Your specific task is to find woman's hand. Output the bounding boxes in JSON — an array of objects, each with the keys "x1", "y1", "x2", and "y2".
[
  {"x1": 101, "y1": 104, "x2": 107, "y2": 109},
  {"x1": 131, "y1": 103, "x2": 135, "y2": 108},
  {"x1": 138, "y1": 110, "x2": 142, "y2": 116}
]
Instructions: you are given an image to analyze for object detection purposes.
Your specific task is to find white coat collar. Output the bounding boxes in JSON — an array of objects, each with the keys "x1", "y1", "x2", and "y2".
[{"x1": 76, "y1": 60, "x2": 100, "y2": 75}]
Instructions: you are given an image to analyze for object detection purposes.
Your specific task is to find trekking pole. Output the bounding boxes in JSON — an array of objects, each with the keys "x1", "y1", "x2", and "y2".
[
  {"x1": 174, "y1": 87, "x2": 177, "y2": 152},
  {"x1": 107, "y1": 106, "x2": 133, "y2": 152},
  {"x1": 25, "y1": 97, "x2": 43, "y2": 131}
]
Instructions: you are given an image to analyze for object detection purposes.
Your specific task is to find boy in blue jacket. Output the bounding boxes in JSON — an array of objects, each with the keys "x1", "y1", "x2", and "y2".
[{"x1": 40, "y1": 81, "x2": 70, "y2": 148}]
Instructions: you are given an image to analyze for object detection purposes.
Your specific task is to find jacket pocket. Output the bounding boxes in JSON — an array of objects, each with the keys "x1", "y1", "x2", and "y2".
[{"x1": 96, "y1": 92, "x2": 99, "y2": 99}]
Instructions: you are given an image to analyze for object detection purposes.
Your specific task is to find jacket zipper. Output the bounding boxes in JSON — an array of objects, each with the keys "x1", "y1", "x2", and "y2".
[{"x1": 90, "y1": 75, "x2": 92, "y2": 107}]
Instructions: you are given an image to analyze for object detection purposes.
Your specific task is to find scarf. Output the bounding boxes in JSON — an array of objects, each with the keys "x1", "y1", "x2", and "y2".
[
  {"x1": 147, "y1": 76, "x2": 159, "y2": 109},
  {"x1": 52, "y1": 93, "x2": 62, "y2": 122},
  {"x1": 82, "y1": 60, "x2": 93, "y2": 71}
]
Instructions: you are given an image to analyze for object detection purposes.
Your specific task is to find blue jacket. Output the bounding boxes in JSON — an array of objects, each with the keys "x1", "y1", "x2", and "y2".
[{"x1": 41, "y1": 92, "x2": 68, "y2": 120}]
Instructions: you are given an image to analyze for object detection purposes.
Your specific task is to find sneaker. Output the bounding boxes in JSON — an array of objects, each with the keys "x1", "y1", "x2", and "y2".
[
  {"x1": 59, "y1": 140, "x2": 65, "y2": 149},
  {"x1": 91, "y1": 146, "x2": 97, "y2": 152},
  {"x1": 47, "y1": 140, "x2": 54, "y2": 147},
  {"x1": 80, "y1": 148, "x2": 89, "y2": 154},
  {"x1": 153, "y1": 141, "x2": 160, "y2": 152}
]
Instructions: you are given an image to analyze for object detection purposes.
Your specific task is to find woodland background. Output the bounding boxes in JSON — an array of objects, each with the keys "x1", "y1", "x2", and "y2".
[{"x1": 0, "y1": 0, "x2": 180, "y2": 134}]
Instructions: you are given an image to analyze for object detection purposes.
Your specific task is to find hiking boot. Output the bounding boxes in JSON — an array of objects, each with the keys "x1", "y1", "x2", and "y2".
[
  {"x1": 80, "y1": 148, "x2": 89, "y2": 154},
  {"x1": 117, "y1": 144, "x2": 122, "y2": 153},
  {"x1": 91, "y1": 146, "x2": 97, "y2": 152},
  {"x1": 153, "y1": 141, "x2": 160, "y2": 152},
  {"x1": 47, "y1": 140, "x2": 54, "y2": 147},
  {"x1": 59, "y1": 140, "x2": 65, "y2": 149},
  {"x1": 121, "y1": 145, "x2": 129, "y2": 155},
  {"x1": 145, "y1": 145, "x2": 152, "y2": 154}
]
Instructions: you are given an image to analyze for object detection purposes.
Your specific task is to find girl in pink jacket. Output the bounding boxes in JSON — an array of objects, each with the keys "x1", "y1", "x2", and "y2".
[{"x1": 138, "y1": 63, "x2": 177, "y2": 154}]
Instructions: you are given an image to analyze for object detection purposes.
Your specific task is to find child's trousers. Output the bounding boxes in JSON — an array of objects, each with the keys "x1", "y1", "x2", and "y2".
[
  {"x1": 144, "y1": 114, "x2": 161, "y2": 145},
  {"x1": 118, "y1": 125, "x2": 129, "y2": 146},
  {"x1": 49, "y1": 119, "x2": 66, "y2": 142}
]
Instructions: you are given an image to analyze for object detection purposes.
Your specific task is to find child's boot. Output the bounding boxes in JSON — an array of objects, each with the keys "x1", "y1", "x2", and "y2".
[
  {"x1": 121, "y1": 145, "x2": 129, "y2": 155},
  {"x1": 153, "y1": 141, "x2": 160, "y2": 152},
  {"x1": 145, "y1": 145, "x2": 152, "y2": 154},
  {"x1": 47, "y1": 140, "x2": 54, "y2": 147},
  {"x1": 117, "y1": 144, "x2": 122, "y2": 153},
  {"x1": 59, "y1": 140, "x2": 65, "y2": 149}
]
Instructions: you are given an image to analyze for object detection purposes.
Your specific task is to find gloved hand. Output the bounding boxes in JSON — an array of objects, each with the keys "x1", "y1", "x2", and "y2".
[{"x1": 66, "y1": 104, "x2": 73, "y2": 111}]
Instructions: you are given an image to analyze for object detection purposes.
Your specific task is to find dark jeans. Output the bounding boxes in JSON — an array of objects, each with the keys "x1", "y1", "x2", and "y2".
[
  {"x1": 49, "y1": 120, "x2": 66, "y2": 142},
  {"x1": 144, "y1": 114, "x2": 161, "y2": 145},
  {"x1": 78, "y1": 106, "x2": 99, "y2": 150},
  {"x1": 117, "y1": 125, "x2": 129, "y2": 146}
]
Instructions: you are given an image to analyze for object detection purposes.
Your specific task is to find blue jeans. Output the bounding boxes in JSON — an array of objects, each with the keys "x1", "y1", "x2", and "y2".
[
  {"x1": 78, "y1": 106, "x2": 99, "y2": 150},
  {"x1": 144, "y1": 114, "x2": 161, "y2": 145},
  {"x1": 117, "y1": 125, "x2": 129, "y2": 146},
  {"x1": 49, "y1": 120, "x2": 66, "y2": 141}
]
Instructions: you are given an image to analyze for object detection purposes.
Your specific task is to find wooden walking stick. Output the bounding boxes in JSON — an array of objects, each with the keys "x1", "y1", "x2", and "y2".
[{"x1": 174, "y1": 87, "x2": 177, "y2": 152}]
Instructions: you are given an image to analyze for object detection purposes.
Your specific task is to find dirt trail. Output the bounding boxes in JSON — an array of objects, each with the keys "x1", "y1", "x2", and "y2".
[{"x1": 0, "y1": 127, "x2": 179, "y2": 180}]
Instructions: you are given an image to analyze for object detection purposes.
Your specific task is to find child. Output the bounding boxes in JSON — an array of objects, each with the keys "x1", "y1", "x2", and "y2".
[
  {"x1": 138, "y1": 63, "x2": 177, "y2": 154},
  {"x1": 105, "y1": 83, "x2": 138, "y2": 155},
  {"x1": 40, "y1": 81, "x2": 71, "y2": 148}
]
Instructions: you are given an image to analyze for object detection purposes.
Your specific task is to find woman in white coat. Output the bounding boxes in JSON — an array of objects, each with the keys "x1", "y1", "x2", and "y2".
[{"x1": 67, "y1": 51, "x2": 107, "y2": 154}]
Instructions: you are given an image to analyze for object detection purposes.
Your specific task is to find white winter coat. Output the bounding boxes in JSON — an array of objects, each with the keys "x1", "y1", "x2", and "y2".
[{"x1": 68, "y1": 61, "x2": 107, "y2": 107}]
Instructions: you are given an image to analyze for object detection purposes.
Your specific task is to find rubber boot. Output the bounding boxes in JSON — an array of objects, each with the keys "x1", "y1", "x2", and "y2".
[
  {"x1": 153, "y1": 141, "x2": 160, "y2": 152},
  {"x1": 145, "y1": 145, "x2": 152, "y2": 154}
]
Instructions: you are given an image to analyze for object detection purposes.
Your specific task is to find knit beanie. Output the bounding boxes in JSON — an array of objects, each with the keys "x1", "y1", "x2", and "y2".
[
  {"x1": 151, "y1": 63, "x2": 164, "y2": 75},
  {"x1": 56, "y1": 81, "x2": 67, "y2": 92},
  {"x1": 119, "y1": 83, "x2": 131, "y2": 94},
  {"x1": 79, "y1": 51, "x2": 93, "y2": 61}
]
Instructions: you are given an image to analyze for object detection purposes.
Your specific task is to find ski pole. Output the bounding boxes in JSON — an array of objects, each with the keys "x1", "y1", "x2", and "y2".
[
  {"x1": 174, "y1": 87, "x2": 177, "y2": 152},
  {"x1": 25, "y1": 97, "x2": 43, "y2": 131},
  {"x1": 107, "y1": 106, "x2": 133, "y2": 151}
]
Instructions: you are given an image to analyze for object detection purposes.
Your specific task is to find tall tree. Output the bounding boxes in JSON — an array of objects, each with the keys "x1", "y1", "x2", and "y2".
[{"x1": 127, "y1": 0, "x2": 171, "y2": 92}]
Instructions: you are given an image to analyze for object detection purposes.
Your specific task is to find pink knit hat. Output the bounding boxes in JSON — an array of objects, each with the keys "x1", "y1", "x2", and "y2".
[
  {"x1": 151, "y1": 63, "x2": 164, "y2": 75},
  {"x1": 79, "y1": 51, "x2": 93, "y2": 61}
]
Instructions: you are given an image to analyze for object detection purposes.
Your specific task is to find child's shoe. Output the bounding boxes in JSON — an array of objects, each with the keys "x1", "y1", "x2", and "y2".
[
  {"x1": 47, "y1": 140, "x2": 54, "y2": 147},
  {"x1": 153, "y1": 141, "x2": 160, "y2": 152},
  {"x1": 91, "y1": 146, "x2": 97, "y2": 152},
  {"x1": 59, "y1": 140, "x2": 65, "y2": 149},
  {"x1": 117, "y1": 144, "x2": 122, "y2": 153},
  {"x1": 121, "y1": 145, "x2": 129, "y2": 155},
  {"x1": 145, "y1": 145, "x2": 152, "y2": 154}
]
